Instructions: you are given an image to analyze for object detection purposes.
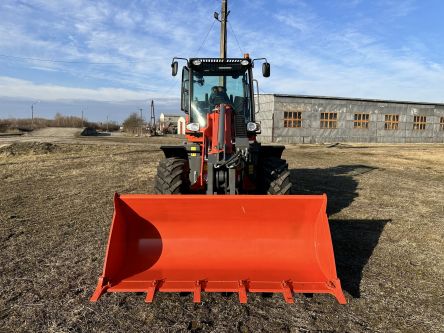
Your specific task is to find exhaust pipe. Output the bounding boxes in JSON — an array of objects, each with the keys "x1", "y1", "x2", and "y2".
[{"x1": 217, "y1": 104, "x2": 225, "y2": 150}]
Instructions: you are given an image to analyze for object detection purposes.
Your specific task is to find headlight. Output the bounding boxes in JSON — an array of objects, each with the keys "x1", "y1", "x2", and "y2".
[
  {"x1": 186, "y1": 123, "x2": 200, "y2": 132},
  {"x1": 240, "y1": 59, "x2": 249, "y2": 66},
  {"x1": 247, "y1": 122, "x2": 260, "y2": 132},
  {"x1": 192, "y1": 60, "x2": 202, "y2": 66}
]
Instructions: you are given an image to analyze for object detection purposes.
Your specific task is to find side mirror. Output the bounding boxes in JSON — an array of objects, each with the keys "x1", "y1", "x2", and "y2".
[
  {"x1": 262, "y1": 62, "x2": 270, "y2": 77},
  {"x1": 171, "y1": 61, "x2": 178, "y2": 76}
]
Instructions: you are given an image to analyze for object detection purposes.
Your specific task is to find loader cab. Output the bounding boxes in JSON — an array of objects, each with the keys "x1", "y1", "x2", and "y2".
[{"x1": 178, "y1": 58, "x2": 256, "y2": 128}]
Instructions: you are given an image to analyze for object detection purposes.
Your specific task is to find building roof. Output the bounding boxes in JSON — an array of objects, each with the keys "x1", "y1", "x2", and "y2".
[
  {"x1": 160, "y1": 113, "x2": 181, "y2": 118},
  {"x1": 265, "y1": 94, "x2": 444, "y2": 107}
]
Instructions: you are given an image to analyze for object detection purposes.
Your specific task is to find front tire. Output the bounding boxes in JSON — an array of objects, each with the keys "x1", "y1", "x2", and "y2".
[
  {"x1": 260, "y1": 156, "x2": 292, "y2": 194},
  {"x1": 154, "y1": 157, "x2": 190, "y2": 194}
]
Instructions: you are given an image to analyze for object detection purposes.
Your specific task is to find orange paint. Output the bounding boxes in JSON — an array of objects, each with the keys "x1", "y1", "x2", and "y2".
[{"x1": 91, "y1": 193, "x2": 346, "y2": 304}]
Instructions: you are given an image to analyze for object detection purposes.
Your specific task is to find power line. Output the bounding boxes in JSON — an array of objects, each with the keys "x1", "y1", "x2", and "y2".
[
  {"x1": 0, "y1": 53, "x2": 162, "y2": 65},
  {"x1": 228, "y1": 21, "x2": 244, "y2": 56},
  {"x1": 196, "y1": 20, "x2": 216, "y2": 54},
  {"x1": 160, "y1": 7, "x2": 219, "y2": 98},
  {"x1": 0, "y1": 4, "x2": 221, "y2": 99}
]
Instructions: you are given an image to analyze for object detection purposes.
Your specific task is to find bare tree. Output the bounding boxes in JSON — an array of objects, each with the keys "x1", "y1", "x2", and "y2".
[{"x1": 122, "y1": 113, "x2": 144, "y2": 134}]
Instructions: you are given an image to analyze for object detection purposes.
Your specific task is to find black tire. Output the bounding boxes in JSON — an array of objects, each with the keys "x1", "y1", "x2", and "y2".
[
  {"x1": 154, "y1": 157, "x2": 190, "y2": 194},
  {"x1": 260, "y1": 156, "x2": 292, "y2": 195}
]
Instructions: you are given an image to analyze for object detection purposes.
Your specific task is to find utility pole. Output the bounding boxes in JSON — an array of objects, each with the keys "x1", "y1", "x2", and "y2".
[
  {"x1": 139, "y1": 108, "x2": 143, "y2": 136},
  {"x1": 215, "y1": 0, "x2": 229, "y2": 86},
  {"x1": 150, "y1": 100, "x2": 156, "y2": 134},
  {"x1": 106, "y1": 115, "x2": 109, "y2": 132},
  {"x1": 81, "y1": 109, "x2": 84, "y2": 127},
  {"x1": 220, "y1": 0, "x2": 228, "y2": 60},
  {"x1": 31, "y1": 101, "x2": 40, "y2": 129}
]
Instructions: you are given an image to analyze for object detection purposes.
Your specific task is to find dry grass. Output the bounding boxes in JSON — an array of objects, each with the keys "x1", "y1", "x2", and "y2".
[{"x1": 0, "y1": 137, "x2": 443, "y2": 332}]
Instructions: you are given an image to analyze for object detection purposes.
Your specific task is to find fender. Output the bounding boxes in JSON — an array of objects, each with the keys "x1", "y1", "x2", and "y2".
[
  {"x1": 259, "y1": 145, "x2": 286, "y2": 159},
  {"x1": 160, "y1": 145, "x2": 188, "y2": 160}
]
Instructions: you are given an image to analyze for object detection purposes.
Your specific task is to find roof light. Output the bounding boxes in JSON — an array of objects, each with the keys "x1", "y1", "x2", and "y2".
[
  {"x1": 192, "y1": 60, "x2": 202, "y2": 66},
  {"x1": 240, "y1": 59, "x2": 249, "y2": 66}
]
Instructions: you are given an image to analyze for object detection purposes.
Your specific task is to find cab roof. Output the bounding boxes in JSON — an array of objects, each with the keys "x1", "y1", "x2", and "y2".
[{"x1": 189, "y1": 58, "x2": 252, "y2": 73}]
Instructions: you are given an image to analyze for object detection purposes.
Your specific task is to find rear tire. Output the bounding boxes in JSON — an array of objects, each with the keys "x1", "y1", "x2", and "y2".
[
  {"x1": 154, "y1": 157, "x2": 190, "y2": 194},
  {"x1": 260, "y1": 156, "x2": 292, "y2": 194}
]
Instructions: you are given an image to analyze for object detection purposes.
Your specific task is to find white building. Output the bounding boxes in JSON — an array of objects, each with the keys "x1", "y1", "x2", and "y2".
[
  {"x1": 159, "y1": 113, "x2": 181, "y2": 133},
  {"x1": 177, "y1": 116, "x2": 186, "y2": 135}
]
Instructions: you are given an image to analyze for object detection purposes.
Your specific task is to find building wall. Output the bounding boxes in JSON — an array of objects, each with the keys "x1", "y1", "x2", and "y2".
[
  {"x1": 254, "y1": 94, "x2": 275, "y2": 142},
  {"x1": 256, "y1": 94, "x2": 444, "y2": 144}
]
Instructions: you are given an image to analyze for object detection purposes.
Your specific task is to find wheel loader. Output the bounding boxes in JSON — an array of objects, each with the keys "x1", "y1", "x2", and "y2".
[
  {"x1": 91, "y1": 0, "x2": 346, "y2": 304},
  {"x1": 154, "y1": 56, "x2": 291, "y2": 196}
]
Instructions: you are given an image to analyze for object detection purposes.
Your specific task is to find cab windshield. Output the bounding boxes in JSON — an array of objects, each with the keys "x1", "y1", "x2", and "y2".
[{"x1": 190, "y1": 71, "x2": 251, "y2": 127}]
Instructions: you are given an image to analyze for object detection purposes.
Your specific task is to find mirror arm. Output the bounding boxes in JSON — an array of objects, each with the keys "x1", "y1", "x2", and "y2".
[
  {"x1": 253, "y1": 79, "x2": 260, "y2": 114},
  {"x1": 172, "y1": 57, "x2": 189, "y2": 64},
  {"x1": 252, "y1": 57, "x2": 268, "y2": 65}
]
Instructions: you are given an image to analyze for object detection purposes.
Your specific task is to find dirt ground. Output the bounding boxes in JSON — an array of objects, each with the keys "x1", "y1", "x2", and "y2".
[{"x1": 0, "y1": 131, "x2": 443, "y2": 333}]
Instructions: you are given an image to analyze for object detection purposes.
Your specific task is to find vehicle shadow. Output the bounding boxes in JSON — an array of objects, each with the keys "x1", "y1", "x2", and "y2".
[
  {"x1": 289, "y1": 165, "x2": 388, "y2": 298},
  {"x1": 290, "y1": 164, "x2": 376, "y2": 215},
  {"x1": 330, "y1": 219, "x2": 389, "y2": 298}
]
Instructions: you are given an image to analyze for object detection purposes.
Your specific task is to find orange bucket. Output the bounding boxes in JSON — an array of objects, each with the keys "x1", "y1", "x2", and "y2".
[{"x1": 91, "y1": 193, "x2": 346, "y2": 304}]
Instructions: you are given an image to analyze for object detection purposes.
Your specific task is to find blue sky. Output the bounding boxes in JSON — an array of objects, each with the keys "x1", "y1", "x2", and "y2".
[{"x1": 0, "y1": 0, "x2": 443, "y2": 122}]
